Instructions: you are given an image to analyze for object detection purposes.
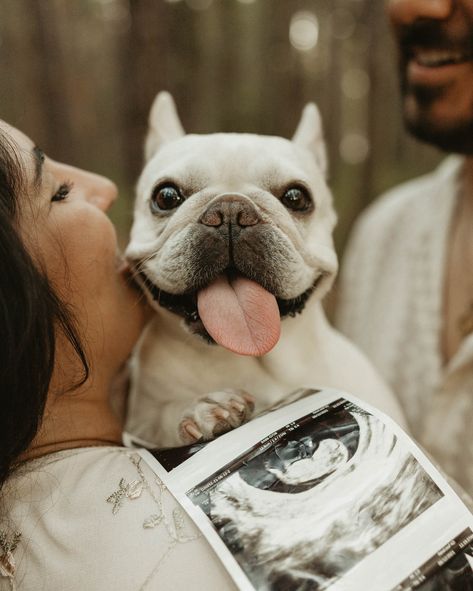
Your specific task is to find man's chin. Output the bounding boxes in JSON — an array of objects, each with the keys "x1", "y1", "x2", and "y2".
[
  {"x1": 405, "y1": 118, "x2": 473, "y2": 155},
  {"x1": 398, "y1": 74, "x2": 473, "y2": 155},
  {"x1": 403, "y1": 100, "x2": 473, "y2": 155}
]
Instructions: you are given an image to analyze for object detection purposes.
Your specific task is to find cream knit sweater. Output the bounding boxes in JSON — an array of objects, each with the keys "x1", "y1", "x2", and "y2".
[{"x1": 337, "y1": 157, "x2": 473, "y2": 495}]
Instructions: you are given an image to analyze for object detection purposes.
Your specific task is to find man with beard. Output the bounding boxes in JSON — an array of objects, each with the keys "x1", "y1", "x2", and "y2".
[{"x1": 337, "y1": 0, "x2": 473, "y2": 496}]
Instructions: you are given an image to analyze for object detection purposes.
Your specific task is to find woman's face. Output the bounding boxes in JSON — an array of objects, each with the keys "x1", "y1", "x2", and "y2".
[{"x1": 2, "y1": 121, "x2": 148, "y2": 383}]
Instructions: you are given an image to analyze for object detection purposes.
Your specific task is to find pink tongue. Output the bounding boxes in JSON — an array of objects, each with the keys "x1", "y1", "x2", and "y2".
[{"x1": 197, "y1": 276, "x2": 281, "y2": 356}]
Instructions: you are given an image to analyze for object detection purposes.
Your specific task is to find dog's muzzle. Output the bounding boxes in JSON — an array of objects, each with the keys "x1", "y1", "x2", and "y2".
[{"x1": 134, "y1": 193, "x2": 325, "y2": 343}]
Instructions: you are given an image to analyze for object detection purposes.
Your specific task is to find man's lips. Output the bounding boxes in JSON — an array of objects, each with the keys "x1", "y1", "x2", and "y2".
[
  {"x1": 412, "y1": 47, "x2": 473, "y2": 67},
  {"x1": 407, "y1": 47, "x2": 473, "y2": 85}
]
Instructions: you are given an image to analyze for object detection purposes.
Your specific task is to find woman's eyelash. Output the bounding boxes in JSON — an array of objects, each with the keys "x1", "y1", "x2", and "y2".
[{"x1": 51, "y1": 181, "x2": 73, "y2": 203}]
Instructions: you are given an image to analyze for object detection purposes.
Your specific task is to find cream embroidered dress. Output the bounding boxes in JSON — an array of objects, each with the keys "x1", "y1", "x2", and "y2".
[
  {"x1": 337, "y1": 157, "x2": 473, "y2": 496},
  {"x1": 0, "y1": 447, "x2": 236, "y2": 591}
]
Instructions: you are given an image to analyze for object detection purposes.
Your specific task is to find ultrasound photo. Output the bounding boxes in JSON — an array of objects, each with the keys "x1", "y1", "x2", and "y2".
[
  {"x1": 187, "y1": 399, "x2": 443, "y2": 591},
  {"x1": 394, "y1": 529, "x2": 473, "y2": 591}
]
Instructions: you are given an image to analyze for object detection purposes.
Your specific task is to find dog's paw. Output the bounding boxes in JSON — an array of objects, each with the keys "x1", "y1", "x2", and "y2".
[{"x1": 178, "y1": 389, "x2": 255, "y2": 445}]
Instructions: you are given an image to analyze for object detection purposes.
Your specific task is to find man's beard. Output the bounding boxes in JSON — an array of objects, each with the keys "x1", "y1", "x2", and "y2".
[
  {"x1": 398, "y1": 20, "x2": 473, "y2": 155},
  {"x1": 401, "y1": 79, "x2": 473, "y2": 155}
]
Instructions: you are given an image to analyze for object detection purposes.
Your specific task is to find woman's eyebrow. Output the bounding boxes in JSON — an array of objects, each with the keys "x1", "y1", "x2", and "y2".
[{"x1": 32, "y1": 145, "x2": 45, "y2": 186}]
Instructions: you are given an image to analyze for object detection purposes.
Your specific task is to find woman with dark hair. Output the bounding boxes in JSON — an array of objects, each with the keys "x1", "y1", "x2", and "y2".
[{"x1": 0, "y1": 121, "x2": 236, "y2": 591}]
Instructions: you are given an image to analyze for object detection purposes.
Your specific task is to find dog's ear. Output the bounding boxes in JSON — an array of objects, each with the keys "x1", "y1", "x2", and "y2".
[
  {"x1": 292, "y1": 103, "x2": 328, "y2": 178},
  {"x1": 145, "y1": 91, "x2": 185, "y2": 160}
]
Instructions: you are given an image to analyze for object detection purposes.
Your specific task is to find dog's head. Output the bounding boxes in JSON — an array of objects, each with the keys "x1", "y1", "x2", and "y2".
[{"x1": 127, "y1": 92, "x2": 337, "y2": 356}]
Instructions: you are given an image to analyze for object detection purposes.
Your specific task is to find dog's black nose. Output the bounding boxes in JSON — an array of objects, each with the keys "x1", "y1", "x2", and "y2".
[{"x1": 199, "y1": 195, "x2": 261, "y2": 228}]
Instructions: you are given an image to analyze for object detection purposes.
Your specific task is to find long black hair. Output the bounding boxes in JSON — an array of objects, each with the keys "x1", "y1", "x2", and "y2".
[{"x1": 0, "y1": 128, "x2": 89, "y2": 487}]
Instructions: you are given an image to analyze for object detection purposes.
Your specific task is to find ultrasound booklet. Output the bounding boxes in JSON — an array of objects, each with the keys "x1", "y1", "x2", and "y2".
[{"x1": 132, "y1": 388, "x2": 473, "y2": 591}]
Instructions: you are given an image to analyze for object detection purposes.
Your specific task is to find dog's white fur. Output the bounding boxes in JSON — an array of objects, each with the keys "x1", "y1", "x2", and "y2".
[{"x1": 125, "y1": 92, "x2": 406, "y2": 447}]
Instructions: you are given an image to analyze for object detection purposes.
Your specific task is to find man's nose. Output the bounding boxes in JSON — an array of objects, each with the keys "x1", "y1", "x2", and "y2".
[{"x1": 387, "y1": 0, "x2": 454, "y2": 25}]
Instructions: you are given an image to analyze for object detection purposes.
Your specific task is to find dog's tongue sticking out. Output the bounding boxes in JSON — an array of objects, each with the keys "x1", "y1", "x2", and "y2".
[{"x1": 197, "y1": 275, "x2": 281, "y2": 356}]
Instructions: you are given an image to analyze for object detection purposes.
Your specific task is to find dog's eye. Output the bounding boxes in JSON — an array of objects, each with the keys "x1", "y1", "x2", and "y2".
[
  {"x1": 281, "y1": 187, "x2": 313, "y2": 213},
  {"x1": 150, "y1": 184, "x2": 184, "y2": 212}
]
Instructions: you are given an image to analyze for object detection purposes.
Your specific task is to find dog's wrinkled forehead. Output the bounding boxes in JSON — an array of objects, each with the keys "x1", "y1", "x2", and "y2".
[{"x1": 139, "y1": 132, "x2": 331, "y2": 209}]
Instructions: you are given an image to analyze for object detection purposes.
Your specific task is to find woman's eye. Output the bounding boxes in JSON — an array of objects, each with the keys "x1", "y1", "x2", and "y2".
[
  {"x1": 281, "y1": 186, "x2": 313, "y2": 213},
  {"x1": 150, "y1": 184, "x2": 184, "y2": 213},
  {"x1": 51, "y1": 182, "x2": 73, "y2": 203}
]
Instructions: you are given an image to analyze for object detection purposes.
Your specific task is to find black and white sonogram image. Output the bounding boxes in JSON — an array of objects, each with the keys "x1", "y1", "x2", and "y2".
[
  {"x1": 394, "y1": 529, "x2": 473, "y2": 591},
  {"x1": 187, "y1": 399, "x2": 443, "y2": 590}
]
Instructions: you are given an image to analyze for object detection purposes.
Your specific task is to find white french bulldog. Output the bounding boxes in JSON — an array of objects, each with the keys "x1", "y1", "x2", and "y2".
[{"x1": 125, "y1": 91, "x2": 406, "y2": 447}]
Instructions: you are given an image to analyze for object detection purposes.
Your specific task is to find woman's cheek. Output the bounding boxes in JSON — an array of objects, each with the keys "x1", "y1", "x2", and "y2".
[{"x1": 47, "y1": 205, "x2": 118, "y2": 296}]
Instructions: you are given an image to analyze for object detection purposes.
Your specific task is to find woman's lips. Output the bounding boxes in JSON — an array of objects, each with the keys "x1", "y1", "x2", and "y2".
[{"x1": 407, "y1": 48, "x2": 473, "y2": 86}]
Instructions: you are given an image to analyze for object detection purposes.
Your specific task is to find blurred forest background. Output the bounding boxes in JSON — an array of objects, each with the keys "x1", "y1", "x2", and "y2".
[{"x1": 0, "y1": 0, "x2": 443, "y2": 254}]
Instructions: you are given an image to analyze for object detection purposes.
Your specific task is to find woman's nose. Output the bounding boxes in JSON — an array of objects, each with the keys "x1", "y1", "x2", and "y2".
[
  {"x1": 86, "y1": 174, "x2": 118, "y2": 212},
  {"x1": 387, "y1": 0, "x2": 454, "y2": 26},
  {"x1": 50, "y1": 160, "x2": 118, "y2": 211}
]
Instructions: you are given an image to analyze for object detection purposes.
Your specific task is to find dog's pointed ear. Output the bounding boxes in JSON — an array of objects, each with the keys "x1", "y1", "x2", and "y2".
[
  {"x1": 145, "y1": 91, "x2": 185, "y2": 160},
  {"x1": 292, "y1": 103, "x2": 328, "y2": 178}
]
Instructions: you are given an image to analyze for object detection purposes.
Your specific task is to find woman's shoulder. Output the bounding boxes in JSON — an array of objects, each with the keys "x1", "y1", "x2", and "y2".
[{"x1": 1, "y1": 447, "x2": 235, "y2": 591}]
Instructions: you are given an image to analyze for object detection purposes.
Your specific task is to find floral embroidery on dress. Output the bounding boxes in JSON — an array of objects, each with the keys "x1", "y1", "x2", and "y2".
[
  {"x1": 105, "y1": 452, "x2": 201, "y2": 590},
  {"x1": 0, "y1": 530, "x2": 21, "y2": 587},
  {"x1": 105, "y1": 453, "x2": 199, "y2": 542},
  {"x1": 172, "y1": 507, "x2": 186, "y2": 534},
  {"x1": 106, "y1": 477, "x2": 144, "y2": 514},
  {"x1": 142, "y1": 514, "x2": 162, "y2": 529}
]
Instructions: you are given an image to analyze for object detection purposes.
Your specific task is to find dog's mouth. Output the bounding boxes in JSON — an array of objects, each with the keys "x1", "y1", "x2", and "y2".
[{"x1": 137, "y1": 268, "x2": 321, "y2": 356}]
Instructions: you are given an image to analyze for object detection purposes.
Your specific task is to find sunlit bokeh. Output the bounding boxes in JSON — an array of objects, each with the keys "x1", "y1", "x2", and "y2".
[
  {"x1": 289, "y1": 11, "x2": 319, "y2": 52},
  {"x1": 340, "y1": 133, "x2": 370, "y2": 165}
]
